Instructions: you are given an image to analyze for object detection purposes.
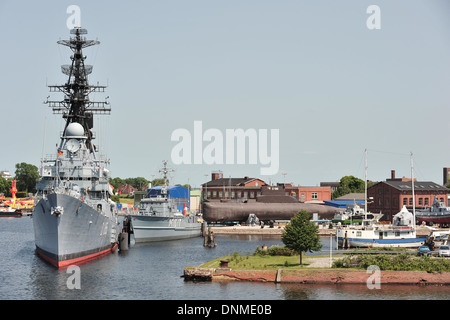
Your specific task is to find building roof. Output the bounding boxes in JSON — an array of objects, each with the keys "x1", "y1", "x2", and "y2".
[
  {"x1": 117, "y1": 184, "x2": 137, "y2": 194},
  {"x1": 334, "y1": 193, "x2": 365, "y2": 201},
  {"x1": 372, "y1": 180, "x2": 448, "y2": 191},
  {"x1": 320, "y1": 182, "x2": 340, "y2": 187},
  {"x1": 324, "y1": 200, "x2": 365, "y2": 208},
  {"x1": 203, "y1": 177, "x2": 265, "y2": 187}
]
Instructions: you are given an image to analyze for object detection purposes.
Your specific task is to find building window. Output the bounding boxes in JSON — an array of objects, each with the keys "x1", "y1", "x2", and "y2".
[
  {"x1": 231, "y1": 192, "x2": 235, "y2": 198},
  {"x1": 409, "y1": 198, "x2": 413, "y2": 205},
  {"x1": 425, "y1": 198, "x2": 429, "y2": 206},
  {"x1": 207, "y1": 191, "x2": 211, "y2": 198},
  {"x1": 312, "y1": 192, "x2": 318, "y2": 199},
  {"x1": 418, "y1": 198, "x2": 423, "y2": 205},
  {"x1": 250, "y1": 192, "x2": 254, "y2": 198},
  {"x1": 213, "y1": 191, "x2": 217, "y2": 198},
  {"x1": 385, "y1": 198, "x2": 390, "y2": 207},
  {"x1": 403, "y1": 198, "x2": 407, "y2": 205}
]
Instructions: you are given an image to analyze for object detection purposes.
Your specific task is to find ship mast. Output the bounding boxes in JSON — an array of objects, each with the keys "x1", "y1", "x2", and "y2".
[
  {"x1": 159, "y1": 160, "x2": 174, "y2": 197},
  {"x1": 45, "y1": 27, "x2": 110, "y2": 155}
]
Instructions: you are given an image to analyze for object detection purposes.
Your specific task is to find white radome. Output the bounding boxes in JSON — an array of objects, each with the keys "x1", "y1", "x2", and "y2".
[{"x1": 65, "y1": 122, "x2": 84, "y2": 136}]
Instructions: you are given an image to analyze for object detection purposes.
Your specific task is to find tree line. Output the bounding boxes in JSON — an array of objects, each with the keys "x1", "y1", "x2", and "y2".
[
  {"x1": 109, "y1": 177, "x2": 191, "y2": 191},
  {"x1": 331, "y1": 175, "x2": 374, "y2": 199},
  {"x1": 0, "y1": 163, "x2": 40, "y2": 197},
  {"x1": 3, "y1": 162, "x2": 373, "y2": 199}
]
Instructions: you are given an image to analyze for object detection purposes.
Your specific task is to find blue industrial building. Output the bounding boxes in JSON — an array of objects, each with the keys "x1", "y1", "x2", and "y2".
[
  {"x1": 324, "y1": 200, "x2": 365, "y2": 208},
  {"x1": 147, "y1": 186, "x2": 190, "y2": 212}
]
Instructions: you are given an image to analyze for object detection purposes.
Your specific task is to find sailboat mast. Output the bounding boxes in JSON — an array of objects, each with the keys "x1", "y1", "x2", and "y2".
[
  {"x1": 410, "y1": 152, "x2": 416, "y2": 230},
  {"x1": 364, "y1": 148, "x2": 368, "y2": 215}
]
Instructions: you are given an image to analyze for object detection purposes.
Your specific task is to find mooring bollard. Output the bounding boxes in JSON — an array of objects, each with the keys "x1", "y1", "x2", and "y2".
[
  {"x1": 220, "y1": 260, "x2": 229, "y2": 268},
  {"x1": 119, "y1": 232, "x2": 129, "y2": 251}
]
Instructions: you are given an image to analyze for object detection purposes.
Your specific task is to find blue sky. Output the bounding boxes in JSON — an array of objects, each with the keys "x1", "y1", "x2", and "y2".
[{"x1": 1, "y1": 1, "x2": 449, "y2": 188}]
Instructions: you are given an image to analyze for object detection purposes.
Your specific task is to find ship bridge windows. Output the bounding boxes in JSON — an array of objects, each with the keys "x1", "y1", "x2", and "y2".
[{"x1": 88, "y1": 191, "x2": 102, "y2": 199}]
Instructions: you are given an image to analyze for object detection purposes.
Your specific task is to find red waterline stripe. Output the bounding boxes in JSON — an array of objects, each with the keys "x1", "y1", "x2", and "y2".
[{"x1": 36, "y1": 244, "x2": 118, "y2": 269}]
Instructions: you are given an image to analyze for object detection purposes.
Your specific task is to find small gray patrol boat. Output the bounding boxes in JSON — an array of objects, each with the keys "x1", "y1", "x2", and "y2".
[{"x1": 129, "y1": 161, "x2": 203, "y2": 243}]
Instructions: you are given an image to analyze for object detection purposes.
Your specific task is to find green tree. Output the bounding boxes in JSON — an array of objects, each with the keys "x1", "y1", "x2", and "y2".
[
  {"x1": 332, "y1": 175, "x2": 365, "y2": 199},
  {"x1": 110, "y1": 177, "x2": 124, "y2": 190},
  {"x1": 282, "y1": 210, "x2": 323, "y2": 265},
  {"x1": 15, "y1": 162, "x2": 39, "y2": 193},
  {"x1": 151, "y1": 178, "x2": 166, "y2": 186},
  {"x1": 0, "y1": 176, "x2": 8, "y2": 196},
  {"x1": 175, "y1": 183, "x2": 192, "y2": 189},
  {"x1": 133, "y1": 177, "x2": 150, "y2": 190}
]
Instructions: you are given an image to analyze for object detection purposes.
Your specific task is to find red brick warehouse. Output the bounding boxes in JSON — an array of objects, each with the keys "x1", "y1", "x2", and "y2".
[{"x1": 367, "y1": 170, "x2": 448, "y2": 221}]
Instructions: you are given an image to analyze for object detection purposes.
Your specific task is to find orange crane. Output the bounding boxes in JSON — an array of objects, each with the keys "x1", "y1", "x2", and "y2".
[{"x1": 10, "y1": 180, "x2": 17, "y2": 202}]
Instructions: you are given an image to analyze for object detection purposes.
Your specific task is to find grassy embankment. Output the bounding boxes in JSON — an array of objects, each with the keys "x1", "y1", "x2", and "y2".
[
  {"x1": 200, "y1": 246, "x2": 336, "y2": 270},
  {"x1": 199, "y1": 245, "x2": 450, "y2": 272}
]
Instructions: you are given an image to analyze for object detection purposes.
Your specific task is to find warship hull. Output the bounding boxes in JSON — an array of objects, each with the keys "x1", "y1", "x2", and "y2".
[
  {"x1": 33, "y1": 193, "x2": 118, "y2": 268},
  {"x1": 130, "y1": 215, "x2": 202, "y2": 243}
]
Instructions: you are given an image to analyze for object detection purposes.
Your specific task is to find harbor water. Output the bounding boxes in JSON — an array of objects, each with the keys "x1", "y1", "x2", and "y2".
[{"x1": 1, "y1": 216, "x2": 449, "y2": 300}]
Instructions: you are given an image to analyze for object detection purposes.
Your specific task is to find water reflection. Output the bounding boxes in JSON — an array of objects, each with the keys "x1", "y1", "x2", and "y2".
[
  {"x1": 280, "y1": 283, "x2": 450, "y2": 300},
  {"x1": 2, "y1": 217, "x2": 450, "y2": 300}
]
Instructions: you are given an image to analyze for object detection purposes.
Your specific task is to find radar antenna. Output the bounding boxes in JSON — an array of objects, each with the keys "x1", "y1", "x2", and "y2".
[{"x1": 44, "y1": 27, "x2": 110, "y2": 154}]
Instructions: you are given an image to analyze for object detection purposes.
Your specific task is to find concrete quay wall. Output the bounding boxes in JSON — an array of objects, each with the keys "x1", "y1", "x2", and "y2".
[{"x1": 184, "y1": 267, "x2": 450, "y2": 285}]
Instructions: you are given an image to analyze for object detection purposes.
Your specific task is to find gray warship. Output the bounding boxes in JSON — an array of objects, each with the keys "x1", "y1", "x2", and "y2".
[
  {"x1": 129, "y1": 161, "x2": 203, "y2": 243},
  {"x1": 33, "y1": 27, "x2": 119, "y2": 268}
]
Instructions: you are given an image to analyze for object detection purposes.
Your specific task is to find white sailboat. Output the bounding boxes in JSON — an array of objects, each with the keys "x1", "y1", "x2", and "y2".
[{"x1": 337, "y1": 151, "x2": 427, "y2": 248}]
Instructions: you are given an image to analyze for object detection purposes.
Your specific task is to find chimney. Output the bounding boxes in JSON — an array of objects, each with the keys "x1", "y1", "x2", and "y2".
[
  {"x1": 211, "y1": 171, "x2": 223, "y2": 181},
  {"x1": 391, "y1": 170, "x2": 396, "y2": 180}
]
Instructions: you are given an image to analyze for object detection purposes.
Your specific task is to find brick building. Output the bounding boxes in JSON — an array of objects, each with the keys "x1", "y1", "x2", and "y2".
[
  {"x1": 283, "y1": 184, "x2": 332, "y2": 202},
  {"x1": 117, "y1": 184, "x2": 137, "y2": 195},
  {"x1": 367, "y1": 170, "x2": 448, "y2": 221},
  {"x1": 202, "y1": 171, "x2": 267, "y2": 201},
  {"x1": 201, "y1": 171, "x2": 331, "y2": 203}
]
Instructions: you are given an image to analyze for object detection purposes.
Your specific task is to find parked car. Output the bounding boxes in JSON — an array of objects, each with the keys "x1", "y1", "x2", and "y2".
[
  {"x1": 438, "y1": 245, "x2": 450, "y2": 257},
  {"x1": 418, "y1": 245, "x2": 432, "y2": 256}
]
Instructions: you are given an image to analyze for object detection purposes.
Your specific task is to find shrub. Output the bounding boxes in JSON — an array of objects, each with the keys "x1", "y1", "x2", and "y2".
[
  {"x1": 254, "y1": 245, "x2": 296, "y2": 256},
  {"x1": 332, "y1": 253, "x2": 450, "y2": 272}
]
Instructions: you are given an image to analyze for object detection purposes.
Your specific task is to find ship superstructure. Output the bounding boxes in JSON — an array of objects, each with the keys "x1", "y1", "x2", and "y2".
[{"x1": 33, "y1": 27, "x2": 118, "y2": 268}]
